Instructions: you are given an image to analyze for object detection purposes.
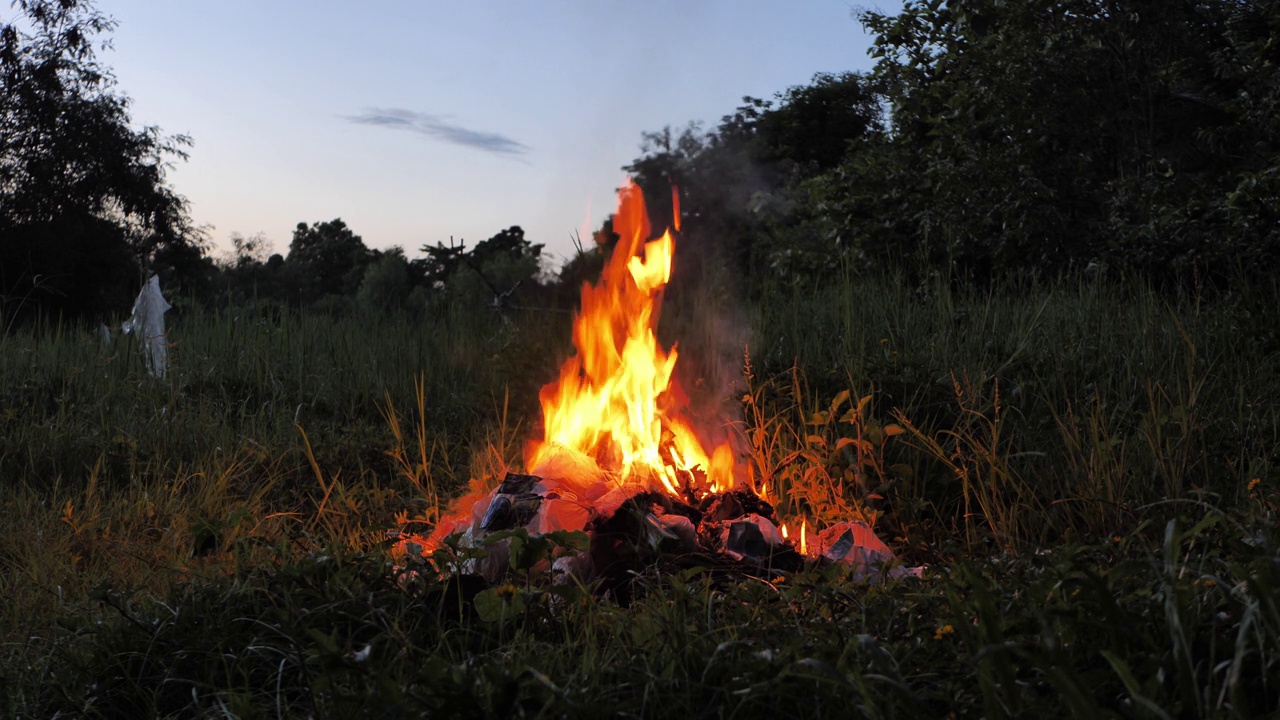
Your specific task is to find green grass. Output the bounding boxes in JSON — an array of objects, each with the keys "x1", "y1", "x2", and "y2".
[
  {"x1": 2, "y1": 274, "x2": 1278, "y2": 717},
  {"x1": 754, "y1": 271, "x2": 1280, "y2": 551}
]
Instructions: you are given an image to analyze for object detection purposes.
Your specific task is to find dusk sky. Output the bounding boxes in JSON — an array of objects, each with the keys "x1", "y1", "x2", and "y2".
[{"x1": 102, "y1": 1, "x2": 901, "y2": 267}]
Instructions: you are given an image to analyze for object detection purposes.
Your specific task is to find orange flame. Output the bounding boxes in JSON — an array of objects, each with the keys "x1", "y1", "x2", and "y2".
[{"x1": 527, "y1": 181, "x2": 734, "y2": 498}]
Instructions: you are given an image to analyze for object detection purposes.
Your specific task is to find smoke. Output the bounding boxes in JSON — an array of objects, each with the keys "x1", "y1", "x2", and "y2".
[{"x1": 661, "y1": 233, "x2": 754, "y2": 458}]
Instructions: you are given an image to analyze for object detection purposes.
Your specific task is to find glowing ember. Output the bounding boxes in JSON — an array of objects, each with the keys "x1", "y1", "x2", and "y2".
[
  {"x1": 780, "y1": 521, "x2": 809, "y2": 556},
  {"x1": 526, "y1": 180, "x2": 738, "y2": 499}
]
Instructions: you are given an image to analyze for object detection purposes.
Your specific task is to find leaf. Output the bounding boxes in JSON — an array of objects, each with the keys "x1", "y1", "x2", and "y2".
[
  {"x1": 474, "y1": 586, "x2": 527, "y2": 623},
  {"x1": 866, "y1": 425, "x2": 884, "y2": 446},
  {"x1": 888, "y1": 463, "x2": 915, "y2": 480},
  {"x1": 1100, "y1": 651, "x2": 1174, "y2": 719},
  {"x1": 806, "y1": 434, "x2": 828, "y2": 448},
  {"x1": 836, "y1": 437, "x2": 873, "y2": 455},
  {"x1": 806, "y1": 411, "x2": 830, "y2": 426},
  {"x1": 483, "y1": 527, "x2": 529, "y2": 546},
  {"x1": 543, "y1": 529, "x2": 589, "y2": 552},
  {"x1": 509, "y1": 534, "x2": 554, "y2": 571},
  {"x1": 884, "y1": 424, "x2": 906, "y2": 438},
  {"x1": 829, "y1": 389, "x2": 851, "y2": 415}
]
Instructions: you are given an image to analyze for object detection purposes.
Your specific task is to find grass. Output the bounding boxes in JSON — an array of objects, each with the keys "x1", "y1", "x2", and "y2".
[
  {"x1": 2, "y1": 272, "x2": 1278, "y2": 717},
  {"x1": 754, "y1": 271, "x2": 1279, "y2": 552}
]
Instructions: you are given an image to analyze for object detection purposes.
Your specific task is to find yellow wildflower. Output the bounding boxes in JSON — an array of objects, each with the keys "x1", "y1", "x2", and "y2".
[{"x1": 934, "y1": 624, "x2": 955, "y2": 640}]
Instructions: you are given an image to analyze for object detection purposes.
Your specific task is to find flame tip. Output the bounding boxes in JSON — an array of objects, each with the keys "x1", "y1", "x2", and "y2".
[{"x1": 530, "y1": 183, "x2": 740, "y2": 500}]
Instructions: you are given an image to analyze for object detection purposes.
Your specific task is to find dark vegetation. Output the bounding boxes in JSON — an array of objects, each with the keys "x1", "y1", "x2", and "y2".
[{"x1": 3, "y1": 0, "x2": 1280, "y2": 716}]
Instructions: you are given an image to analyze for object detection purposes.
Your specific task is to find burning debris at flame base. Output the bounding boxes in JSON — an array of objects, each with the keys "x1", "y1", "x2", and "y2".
[{"x1": 401, "y1": 181, "x2": 920, "y2": 584}]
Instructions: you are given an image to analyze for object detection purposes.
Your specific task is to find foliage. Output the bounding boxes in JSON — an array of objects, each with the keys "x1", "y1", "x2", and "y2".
[
  {"x1": 833, "y1": 0, "x2": 1280, "y2": 284},
  {"x1": 287, "y1": 218, "x2": 373, "y2": 301},
  {"x1": 9, "y1": 513, "x2": 1280, "y2": 717},
  {"x1": 741, "y1": 363, "x2": 902, "y2": 530},
  {"x1": 222, "y1": 231, "x2": 274, "y2": 269},
  {"x1": 2, "y1": 270, "x2": 1280, "y2": 716},
  {"x1": 415, "y1": 225, "x2": 546, "y2": 310},
  {"x1": 7, "y1": 2, "x2": 1280, "y2": 713},
  {"x1": 0, "y1": 0, "x2": 198, "y2": 322},
  {"x1": 616, "y1": 0, "x2": 1280, "y2": 290},
  {"x1": 357, "y1": 246, "x2": 411, "y2": 313},
  {"x1": 620, "y1": 72, "x2": 884, "y2": 294}
]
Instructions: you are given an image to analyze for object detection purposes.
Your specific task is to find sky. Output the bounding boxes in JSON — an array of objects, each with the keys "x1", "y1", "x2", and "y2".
[{"x1": 100, "y1": 1, "x2": 901, "y2": 268}]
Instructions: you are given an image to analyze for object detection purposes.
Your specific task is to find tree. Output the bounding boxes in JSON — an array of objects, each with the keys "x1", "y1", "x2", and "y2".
[
  {"x1": 834, "y1": 0, "x2": 1280, "y2": 284},
  {"x1": 222, "y1": 232, "x2": 273, "y2": 270},
  {"x1": 210, "y1": 232, "x2": 298, "y2": 304},
  {"x1": 415, "y1": 226, "x2": 544, "y2": 306},
  {"x1": 357, "y1": 246, "x2": 411, "y2": 313},
  {"x1": 286, "y1": 219, "x2": 371, "y2": 300},
  {"x1": 1, "y1": 0, "x2": 198, "y2": 321},
  {"x1": 469, "y1": 226, "x2": 540, "y2": 266},
  {"x1": 463, "y1": 225, "x2": 543, "y2": 306},
  {"x1": 622, "y1": 73, "x2": 883, "y2": 291},
  {"x1": 412, "y1": 237, "x2": 467, "y2": 291},
  {"x1": 614, "y1": 1, "x2": 1279, "y2": 288},
  {"x1": 751, "y1": 72, "x2": 883, "y2": 174}
]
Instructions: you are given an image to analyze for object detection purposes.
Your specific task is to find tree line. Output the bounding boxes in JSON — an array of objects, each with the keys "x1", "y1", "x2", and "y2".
[
  {"x1": 625, "y1": 0, "x2": 1279, "y2": 292},
  {"x1": 212, "y1": 221, "x2": 547, "y2": 315},
  {"x1": 4, "y1": 0, "x2": 1278, "y2": 325}
]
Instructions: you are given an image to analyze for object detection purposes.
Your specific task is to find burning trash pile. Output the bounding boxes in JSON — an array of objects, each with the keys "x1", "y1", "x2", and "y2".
[{"x1": 403, "y1": 182, "x2": 918, "y2": 586}]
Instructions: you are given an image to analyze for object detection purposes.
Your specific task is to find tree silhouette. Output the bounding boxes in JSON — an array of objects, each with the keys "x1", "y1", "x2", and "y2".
[
  {"x1": 286, "y1": 219, "x2": 372, "y2": 300},
  {"x1": 1, "y1": 0, "x2": 197, "y2": 321}
]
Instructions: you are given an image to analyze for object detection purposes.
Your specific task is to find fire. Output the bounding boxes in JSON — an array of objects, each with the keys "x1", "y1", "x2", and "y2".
[
  {"x1": 781, "y1": 519, "x2": 809, "y2": 556},
  {"x1": 402, "y1": 181, "x2": 915, "y2": 582},
  {"x1": 527, "y1": 180, "x2": 736, "y2": 499}
]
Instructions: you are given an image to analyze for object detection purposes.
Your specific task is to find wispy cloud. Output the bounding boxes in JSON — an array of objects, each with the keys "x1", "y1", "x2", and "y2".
[{"x1": 346, "y1": 108, "x2": 530, "y2": 157}]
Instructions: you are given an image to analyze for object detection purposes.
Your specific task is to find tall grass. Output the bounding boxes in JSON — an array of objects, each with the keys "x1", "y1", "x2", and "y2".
[
  {"x1": 3, "y1": 271, "x2": 1279, "y2": 716},
  {"x1": 753, "y1": 270, "x2": 1279, "y2": 550},
  {"x1": 0, "y1": 299, "x2": 563, "y2": 655},
  {"x1": 0, "y1": 300, "x2": 564, "y2": 492}
]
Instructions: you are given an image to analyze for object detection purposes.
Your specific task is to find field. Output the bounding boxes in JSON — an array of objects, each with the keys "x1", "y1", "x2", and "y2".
[{"x1": 2, "y1": 271, "x2": 1278, "y2": 718}]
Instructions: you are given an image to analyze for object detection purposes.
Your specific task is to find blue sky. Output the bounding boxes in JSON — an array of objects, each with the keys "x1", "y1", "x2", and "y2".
[{"x1": 103, "y1": 1, "x2": 900, "y2": 267}]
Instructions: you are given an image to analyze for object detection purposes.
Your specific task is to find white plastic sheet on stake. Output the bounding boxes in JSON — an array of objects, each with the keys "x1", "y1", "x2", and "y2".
[{"x1": 121, "y1": 275, "x2": 171, "y2": 378}]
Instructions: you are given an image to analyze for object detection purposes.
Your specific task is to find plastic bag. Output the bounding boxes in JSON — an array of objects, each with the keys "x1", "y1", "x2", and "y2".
[{"x1": 121, "y1": 275, "x2": 171, "y2": 378}]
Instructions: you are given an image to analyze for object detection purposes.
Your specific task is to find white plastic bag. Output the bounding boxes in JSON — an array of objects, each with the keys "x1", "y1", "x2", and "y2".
[{"x1": 121, "y1": 275, "x2": 171, "y2": 378}]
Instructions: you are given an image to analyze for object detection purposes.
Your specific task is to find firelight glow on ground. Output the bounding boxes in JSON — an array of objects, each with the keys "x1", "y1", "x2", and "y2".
[{"x1": 96, "y1": 0, "x2": 902, "y2": 265}]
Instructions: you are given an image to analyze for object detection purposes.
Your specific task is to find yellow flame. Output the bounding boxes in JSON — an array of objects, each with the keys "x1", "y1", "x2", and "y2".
[{"x1": 527, "y1": 180, "x2": 736, "y2": 499}]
